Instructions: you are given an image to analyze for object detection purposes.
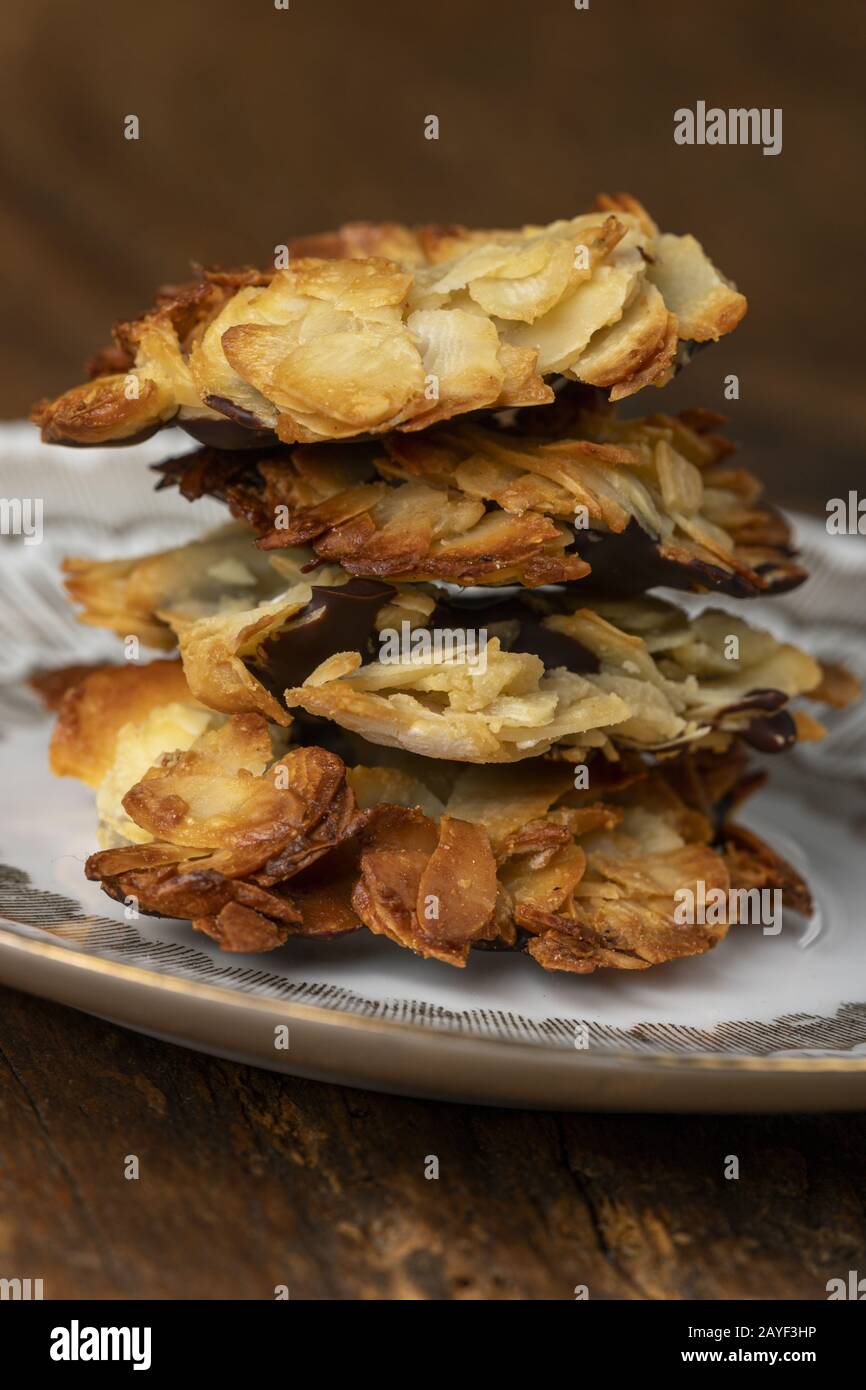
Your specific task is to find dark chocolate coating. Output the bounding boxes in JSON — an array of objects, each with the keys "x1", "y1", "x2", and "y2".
[
  {"x1": 431, "y1": 594, "x2": 600, "y2": 674},
  {"x1": 248, "y1": 582, "x2": 602, "y2": 699},
  {"x1": 180, "y1": 417, "x2": 279, "y2": 450},
  {"x1": 570, "y1": 521, "x2": 756, "y2": 599},
  {"x1": 507, "y1": 617, "x2": 600, "y2": 673},
  {"x1": 249, "y1": 579, "x2": 396, "y2": 696},
  {"x1": 245, "y1": 580, "x2": 797, "y2": 754}
]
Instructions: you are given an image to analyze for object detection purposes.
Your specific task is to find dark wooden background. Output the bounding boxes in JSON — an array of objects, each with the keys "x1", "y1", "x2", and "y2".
[
  {"x1": 2, "y1": 0, "x2": 866, "y2": 1301},
  {"x1": 3, "y1": 986, "x2": 865, "y2": 1300},
  {"x1": 1, "y1": 0, "x2": 864, "y2": 509}
]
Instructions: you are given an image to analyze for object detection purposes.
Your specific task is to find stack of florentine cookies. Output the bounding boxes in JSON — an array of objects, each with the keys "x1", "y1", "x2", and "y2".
[{"x1": 32, "y1": 195, "x2": 858, "y2": 972}]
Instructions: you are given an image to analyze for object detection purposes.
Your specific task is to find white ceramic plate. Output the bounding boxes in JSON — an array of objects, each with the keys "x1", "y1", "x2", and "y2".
[{"x1": 3, "y1": 425, "x2": 866, "y2": 1110}]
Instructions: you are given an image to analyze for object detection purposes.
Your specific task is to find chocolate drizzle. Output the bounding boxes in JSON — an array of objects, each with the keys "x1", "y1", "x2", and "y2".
[
  {"x1": 740, "y1": 710, "x2": 797, "y2": 754},
  {"x1": 722, "y1": 688, "x2": 788, "y2": 716},
  {"x1": 719, "y1": 689, "x2": 797, "y2": 754}
]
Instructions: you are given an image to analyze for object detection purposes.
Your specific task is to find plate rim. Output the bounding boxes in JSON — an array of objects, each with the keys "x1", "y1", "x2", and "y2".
[{"x1": 3, "y1": 923, "x2": 866, "y2": 1076}]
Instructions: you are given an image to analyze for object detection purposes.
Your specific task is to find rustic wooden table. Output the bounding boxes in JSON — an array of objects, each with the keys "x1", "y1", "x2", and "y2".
[{"x1": 2, "y1": 982, "x2": 864, "y2": 1300}]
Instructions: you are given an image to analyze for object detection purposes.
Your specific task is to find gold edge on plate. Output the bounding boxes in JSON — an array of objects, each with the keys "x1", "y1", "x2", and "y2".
[{"x1": 2, "y1": 921, "x2": 866, "y2": 1075}]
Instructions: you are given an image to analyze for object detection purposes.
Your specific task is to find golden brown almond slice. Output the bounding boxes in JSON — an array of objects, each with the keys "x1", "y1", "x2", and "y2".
[
  {"x1": 223, "y1": 320, "x2": 426, "y2": 430},
  {"x1": 63, "y1": 524, "x2": 296, "y2": 647},
  {"x1": 32, "y1": 374, "x2": 174, "y2": 445},
  {"x1": 809, "y1": 661, "x2": 862, "y2": 708},
  {"x1": 721, "y1": 823, "x2": 813, "y2": 918},
  {"x1": 189, "y1": 286, "x2": 279, "y2": 429},
  {"x1": 402, "y1": 306, "x2": 505, "y2": 427},
  {"x1": 607, "y1": 311, "x2": 679, "y2": 401},
  {"x1": 503, "y1": 248, "x2": 645, "y2": 373},
  {"x1": 168, "y1": 583, "x2": 314, "y2": 726},
  {"x1": 494, "y1": 343, "x2": 553, "y2": 407},
  {"x1": 467, "y1": 238, "x2": 577, "y2": 322},
  {"x1": 415, "y1": 817, "x2": 498, "y2": 951},
  {"x1": 647, "y1": 232, "x2": 747, "y2": 341},
  {"x1": 49, "y1": 660, "x2": 195, "y2": 787},
  {"x1": 572, "y1": 281, "x2": 669, "y2": 388},
  {"x1": 253, "y1": 256, "x2": 412, "y2": 314},
  {"x1": 285, "y1": 639, "x2": 630, "y2": 764}
]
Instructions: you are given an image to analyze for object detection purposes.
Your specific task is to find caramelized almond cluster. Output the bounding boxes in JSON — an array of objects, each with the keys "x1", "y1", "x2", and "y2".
[
  {"x1": 81, "y1": 698, "x2": 806, "y2": 971},
  {"x1": 32, "y1": 197, "x2": 745, "y2": 449},
  {"x1": 156, "y1": 403, "x2": 803, "y2": 596},
  {"x1": 57, "y1": 528, "x2": 829, "y2": 763}
]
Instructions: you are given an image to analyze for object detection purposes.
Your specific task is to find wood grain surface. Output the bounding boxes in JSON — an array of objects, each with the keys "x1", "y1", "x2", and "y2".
[
  {"x1": 1, "y1": 983, "x2": 864, "y2": 1300},
  {"x1": 0, "y1": 0, "x2": 864, "y2": 510}
]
